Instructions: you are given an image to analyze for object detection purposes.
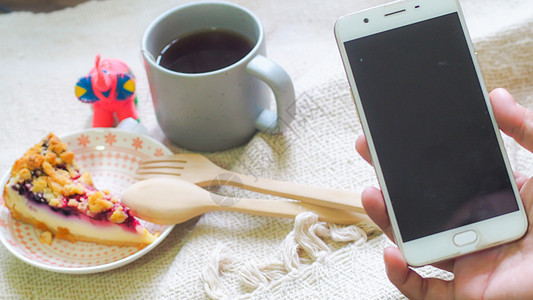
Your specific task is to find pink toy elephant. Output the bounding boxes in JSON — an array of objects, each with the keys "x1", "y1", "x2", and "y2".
[{"x1": 75, "y1": 55, "x2": 138, "y2": 127}]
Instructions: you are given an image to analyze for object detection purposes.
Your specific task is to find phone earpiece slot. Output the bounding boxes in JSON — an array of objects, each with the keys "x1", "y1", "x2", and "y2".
[{"x1": 384, "y1": 9, "x2": 406, "y2": 17}]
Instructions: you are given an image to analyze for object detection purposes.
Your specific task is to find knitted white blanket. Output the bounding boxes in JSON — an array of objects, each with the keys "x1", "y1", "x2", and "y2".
[{"x1": 0, "y1": 0, "x2": 531, "y2": 298}]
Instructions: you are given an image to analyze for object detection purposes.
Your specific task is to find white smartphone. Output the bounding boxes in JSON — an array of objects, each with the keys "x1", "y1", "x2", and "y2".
[{"x1": 335, "y1": 0, "x2": 528, "y2": 266}]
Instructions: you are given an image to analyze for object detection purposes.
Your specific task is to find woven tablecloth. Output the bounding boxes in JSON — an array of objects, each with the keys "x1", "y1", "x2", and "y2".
[{"x1": 0, "y1": 0, "x2": 532, "y2": 298}]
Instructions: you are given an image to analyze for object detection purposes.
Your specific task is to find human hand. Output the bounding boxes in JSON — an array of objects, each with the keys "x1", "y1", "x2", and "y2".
[{"x1": 357, "y1": 88, "x2": 533, "y2": 299}]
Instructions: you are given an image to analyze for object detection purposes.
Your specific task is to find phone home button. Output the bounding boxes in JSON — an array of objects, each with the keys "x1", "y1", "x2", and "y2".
[{"x1": 453, "y1": 230, "x2": 478, "y2": 246}]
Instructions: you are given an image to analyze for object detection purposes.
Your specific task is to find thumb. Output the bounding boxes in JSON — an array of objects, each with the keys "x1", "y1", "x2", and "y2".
[
  {"x1": 384, "y1": 247, "x2": 454, "y2": 299},
  {"x1": 490, "y1": 88, "x2": 533, "y2": 152}
]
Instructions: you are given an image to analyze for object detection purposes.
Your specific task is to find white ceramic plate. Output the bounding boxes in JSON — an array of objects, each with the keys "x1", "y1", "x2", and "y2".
[{"x1": 0, "y1": 128, "x2": 174, "y2": 274}]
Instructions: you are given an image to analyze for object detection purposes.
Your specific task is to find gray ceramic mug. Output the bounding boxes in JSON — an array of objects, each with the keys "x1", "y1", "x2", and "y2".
[{"x1": 141, "y1": 1, "x2": 295, "y2": 152}]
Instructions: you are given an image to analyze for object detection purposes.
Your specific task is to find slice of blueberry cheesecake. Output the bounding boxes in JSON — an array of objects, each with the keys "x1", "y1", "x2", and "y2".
[{"x1": 3, "y1": 133, "x2": 156, "y2": 247}]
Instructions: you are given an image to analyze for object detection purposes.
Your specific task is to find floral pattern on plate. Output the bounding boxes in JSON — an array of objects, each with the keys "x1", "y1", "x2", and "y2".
[{"x1": 0, "y1": 128, "x2": 174, "y2": 274}]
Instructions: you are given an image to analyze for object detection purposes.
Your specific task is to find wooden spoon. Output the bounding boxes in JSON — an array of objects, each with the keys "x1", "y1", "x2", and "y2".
[
  {"x1": 121, "y1": 177, "x2": 371, "y2": 225},
  {"x1": 135, "y1": 153, "x2": 364, "y2": 213}
]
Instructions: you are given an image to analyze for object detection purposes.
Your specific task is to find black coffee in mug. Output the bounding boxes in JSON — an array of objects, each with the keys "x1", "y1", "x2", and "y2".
[{"x1": 157, "y1": 29, "x2": 254, "y2": 73}]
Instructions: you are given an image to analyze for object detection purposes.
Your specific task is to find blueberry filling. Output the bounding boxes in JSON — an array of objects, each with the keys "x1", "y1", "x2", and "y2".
[
  {"x1": 13, "y1": 181, "x2": 75, "y2": 216},
  {"x1": 50, "y1": 205, "x2": 75, "y2": 217},
  {"x1": 11, "y1": 180, "x2": 139, "y2": 231},
  {"x1": 32, "y1": 193, "x2": 47, "y2": 204},
  {"x1": 40, "y1": 141, "x2": 49, "y2": 153}
]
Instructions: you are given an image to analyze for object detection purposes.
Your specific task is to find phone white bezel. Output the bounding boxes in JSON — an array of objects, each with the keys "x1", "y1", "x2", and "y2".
[{"x1": 335, "y1": 0, "x2": 527, "y2": 266}]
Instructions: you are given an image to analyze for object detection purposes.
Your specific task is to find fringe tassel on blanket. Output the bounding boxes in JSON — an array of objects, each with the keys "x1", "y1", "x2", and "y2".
[{"x1": 201, "y1": 211, "x2": 379, "y2": 299}]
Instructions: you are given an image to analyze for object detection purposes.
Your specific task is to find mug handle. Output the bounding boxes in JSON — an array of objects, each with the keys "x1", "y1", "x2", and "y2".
[{"x1": 246, "y1": 55, "x2": 295, "y2": 134}]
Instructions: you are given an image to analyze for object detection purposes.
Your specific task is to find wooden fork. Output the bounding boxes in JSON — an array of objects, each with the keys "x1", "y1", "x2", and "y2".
[{"x1": 135, "y1": 153, "x2": 365, "y2": 213}]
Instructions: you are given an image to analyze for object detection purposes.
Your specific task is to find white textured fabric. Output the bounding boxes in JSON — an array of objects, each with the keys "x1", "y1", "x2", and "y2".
[{"x1": 0, "y1": 0, "x2": 532, "y2": 299}]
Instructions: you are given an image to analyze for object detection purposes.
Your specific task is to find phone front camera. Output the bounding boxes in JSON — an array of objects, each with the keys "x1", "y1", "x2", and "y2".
[{"x1": 363, "y1": 18, "x2": 369, "y2": 23}]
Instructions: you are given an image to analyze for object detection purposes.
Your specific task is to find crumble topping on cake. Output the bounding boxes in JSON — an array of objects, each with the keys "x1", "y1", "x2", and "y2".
[
  {"x1": 39, "y1": 231, "x2": 53, "y2": 245},
  {"x1": 3, "y1": 133, "x2": 156, "y2": 247},
  {"x1": 8, "y1": 133, "x2": 132, "y2": 225}
]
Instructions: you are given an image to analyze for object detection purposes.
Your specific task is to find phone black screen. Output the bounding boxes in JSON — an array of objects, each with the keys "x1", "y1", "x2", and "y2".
[{"x1": 344, "y1": 12, "x2": 518, "y2": 242}]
